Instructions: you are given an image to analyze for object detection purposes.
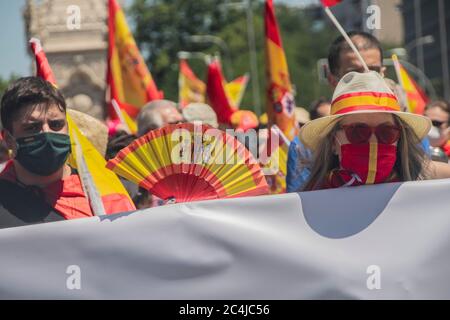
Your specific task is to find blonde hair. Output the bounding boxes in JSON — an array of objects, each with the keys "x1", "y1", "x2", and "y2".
[{"x1": 301, "y1": 115, "x2": 430, "y2": 191}]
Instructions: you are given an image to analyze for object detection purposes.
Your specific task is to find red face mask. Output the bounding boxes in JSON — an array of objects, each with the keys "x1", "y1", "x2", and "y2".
[{"x1": 329, "y1": 143, "x2": 397, "y2": 188}]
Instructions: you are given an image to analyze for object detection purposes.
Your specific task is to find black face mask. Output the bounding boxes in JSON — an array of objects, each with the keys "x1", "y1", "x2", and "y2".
[{"x1": 15, "y1": 132, "x2": 72, "y2": 176}]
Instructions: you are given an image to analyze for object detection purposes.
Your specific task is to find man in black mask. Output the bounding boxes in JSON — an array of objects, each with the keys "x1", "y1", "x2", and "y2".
[{"x1": 0, "y1": 77, "x2": 134, "y2": 228}]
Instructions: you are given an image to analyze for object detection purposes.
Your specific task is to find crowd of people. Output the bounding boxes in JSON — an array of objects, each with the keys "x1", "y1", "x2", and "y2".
[{"x1": 1, "y1": 31, "x2": 450, "y2": 229}]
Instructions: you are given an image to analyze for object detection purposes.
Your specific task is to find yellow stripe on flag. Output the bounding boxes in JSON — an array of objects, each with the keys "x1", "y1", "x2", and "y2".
[
  {"x1": 366, "y1": 142, "x2": 378, "y2": 184},
  {"x1": 67, "y1": 115, "x2": 133, "y2": 202}
]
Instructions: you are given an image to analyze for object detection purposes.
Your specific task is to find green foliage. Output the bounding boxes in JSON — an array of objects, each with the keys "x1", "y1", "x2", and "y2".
[
  {"x1": 0, "y1": 74, "x2": 19, "y2": 100},
  {"x1": 129, "y1": 0, "x2": 338, "y2": 114}
]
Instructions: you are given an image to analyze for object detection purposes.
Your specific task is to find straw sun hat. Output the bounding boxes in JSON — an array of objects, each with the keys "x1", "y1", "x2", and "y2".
[
  {"x1": 299, "y1": 71, "x2": 431, "y2": 150},
  {"x1": 67, "y1": 109, "x2": 108, "y2": 157}
]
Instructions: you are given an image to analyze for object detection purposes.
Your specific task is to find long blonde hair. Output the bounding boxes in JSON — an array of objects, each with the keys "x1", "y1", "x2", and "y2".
[{"x1": 301, "y1": 115, "x2": 429, "y2": 191}]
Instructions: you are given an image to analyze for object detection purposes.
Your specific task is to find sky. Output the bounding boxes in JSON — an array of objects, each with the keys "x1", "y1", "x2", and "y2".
[
  {"x1": 0, "y1": 0, "x2": 28, "y2": 79},
  {"x1": 0, "y1": 0, "x2": 318, "y2": 79}
]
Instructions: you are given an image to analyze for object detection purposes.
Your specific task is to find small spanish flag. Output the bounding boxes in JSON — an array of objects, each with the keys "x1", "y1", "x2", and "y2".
[
  {"x1": 264, "y1": 0, "x2": 298, "y2": 140},
  {"x1": 392, "y1": 54, "x2": 429, "y2": 115},
  {"x1": 179, "y1": 59, "x2": 206, "y2": 108},
  {"x1": 107, "y1": 0, "x2": 163, "y2": 119}
]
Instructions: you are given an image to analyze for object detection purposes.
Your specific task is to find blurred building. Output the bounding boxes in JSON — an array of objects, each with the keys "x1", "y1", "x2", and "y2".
[
  {"x1": 402, "y1": 0, "x2": 450, "y2": 100},
  {"x1": 24, "y1": 0, "x2": 108, "y2": 120}
]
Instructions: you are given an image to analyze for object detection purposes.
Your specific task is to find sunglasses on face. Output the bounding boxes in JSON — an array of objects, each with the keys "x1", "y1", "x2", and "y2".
[
  {"x1": 339, "y1": 122, "x2": 401, "y2": 145},
  {"x1": 431, "y1": 120, "x2": 445, "y2": 128}
]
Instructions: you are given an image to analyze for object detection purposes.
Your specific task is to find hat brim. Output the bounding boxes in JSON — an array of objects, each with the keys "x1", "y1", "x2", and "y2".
[{"x1": 299, "y1": 110, "x2": 431, "y2": 151}]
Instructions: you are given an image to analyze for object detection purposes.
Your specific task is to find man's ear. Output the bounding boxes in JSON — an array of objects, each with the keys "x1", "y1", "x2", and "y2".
[
  {"x1": 2, "y1": 129, "x2": 16, "y2": 156},
  {"x1": 327, "y1": 72, "x2": 339, "y2": 88}
]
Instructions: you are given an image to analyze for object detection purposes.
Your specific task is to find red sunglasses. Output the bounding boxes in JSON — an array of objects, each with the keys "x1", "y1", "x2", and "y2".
[{"x1": 340, "y1": 123, "x2": 401, "y2": 145}]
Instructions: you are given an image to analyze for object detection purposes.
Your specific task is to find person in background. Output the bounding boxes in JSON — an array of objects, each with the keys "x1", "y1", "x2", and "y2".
[
  {"x1": 105, "y1": 131, "x2": 151, "y2": 208},
  {"x1": 309, "y1": 98, "x2": 331, "y2": 120},
  {"x1": 424, "y1": 100, "x2": 450, "y2": 159},
  {"x1": 294, "y1": 107, "x2": 310, "y2": 127},
  {"x1": 136, "y1": 99, "x2": 184, "y2": 137},
  {"x1": 0, "y1": 77, "x2": 135, "y2": 229},
  {"x1": 299, "y1": 71, "x2": 450, "y2": 191},
  {"x1": 286, "y1": 104, "x2": 316, "y2": 192},
  {"x1": 182, "y1": 102, "x2": 219, "y2": 128},
  {"x1": 134, "y1": 99, "x2": 184, "y2": 208},
  {"x1": 327, "y1": 31, "x2": 385, "y2": 87}
]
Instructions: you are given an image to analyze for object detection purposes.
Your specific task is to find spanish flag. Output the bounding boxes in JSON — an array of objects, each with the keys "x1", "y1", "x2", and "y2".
[
  {"x1": 107, "y1": 0, "x2": 163, "y2": 119},
  {"x1": 225, "y1": 74, "x2": 249, "y2": 109},
  {"x1": 321, "y1": 0, "x2": 342, "y2": 7},
  {"x1": 179, "y1": 59, "x2": 206, "y2": 108},
  {"x1": 392, "y1": 54, "x2": 429, "y2": 115},
  {"x1": 30, "y1": 38, "x2": 135, "y2": 216},
  {"x1": 264, "y1": 0, "x2": 298, "y2": 140},
  {"x1": 206, "y1": 59, "x2": 238, "y2": 124}
]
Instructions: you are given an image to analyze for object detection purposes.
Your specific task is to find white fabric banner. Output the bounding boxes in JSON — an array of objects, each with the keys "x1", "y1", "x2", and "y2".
[{"x1": 1, "y1": 179, "x2": 450, "y2": 299}]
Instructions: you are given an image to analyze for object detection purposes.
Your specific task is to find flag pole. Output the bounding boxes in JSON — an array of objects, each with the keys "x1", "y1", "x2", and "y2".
[
  {"x1": 111, "y1": 99, "x2": 132, "y2": 134},
  {"x1": 323, "y1": 6, "x2": 370, "y2": 72},
  {"x1": 391, "y1": 54, "x2": 412, "y2": 113},
  {"x1": 71, "y1": 129, "x2": 106, "y2": 217}
]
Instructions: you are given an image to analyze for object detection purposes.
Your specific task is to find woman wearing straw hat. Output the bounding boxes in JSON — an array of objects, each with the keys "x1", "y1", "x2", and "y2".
[{"x1": 299, "y1": 71, "x2": 450, "y2": 191}]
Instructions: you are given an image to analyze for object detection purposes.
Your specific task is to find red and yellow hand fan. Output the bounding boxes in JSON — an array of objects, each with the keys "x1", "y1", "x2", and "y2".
[{"x1": 106, "y1": 123, "x2": 269, "y2": 203}]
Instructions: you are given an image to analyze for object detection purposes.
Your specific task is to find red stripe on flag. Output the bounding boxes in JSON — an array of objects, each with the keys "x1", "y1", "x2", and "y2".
[
  {"x1": 321, "y1": 0, "x2": 342, "y2": 7},
  {"x1": 29, "y1": 39, "x2": 57, "y2": 85},
  {"x1": 264, "y1": 0, "x2": 282, "y2": 47},
  {"x1": 206, "y1": 60, "x2": 237, "y2": 124}
]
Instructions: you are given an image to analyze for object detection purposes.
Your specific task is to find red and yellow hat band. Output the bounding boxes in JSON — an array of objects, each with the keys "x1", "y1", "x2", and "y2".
[{"x1": 331, "y1": 91, "x2": 401, "y2": 115}]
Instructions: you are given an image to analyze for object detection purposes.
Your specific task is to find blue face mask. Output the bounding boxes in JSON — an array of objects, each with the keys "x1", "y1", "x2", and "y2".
[{"x1": 15, "y1": 132, "x2": 72, "y2": 176}]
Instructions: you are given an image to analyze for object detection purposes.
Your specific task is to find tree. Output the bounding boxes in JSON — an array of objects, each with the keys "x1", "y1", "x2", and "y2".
[
  {"x1": 0, "y1": 74, "x2": 19, "y2": 100},
  {"x1": 129, "y1": 0, "x2": 338, "y2": 114}
]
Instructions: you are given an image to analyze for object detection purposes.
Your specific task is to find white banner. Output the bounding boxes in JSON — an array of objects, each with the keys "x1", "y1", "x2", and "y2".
[{"x1": 1, "y1": 179, "x2": 450, "y2": 299}]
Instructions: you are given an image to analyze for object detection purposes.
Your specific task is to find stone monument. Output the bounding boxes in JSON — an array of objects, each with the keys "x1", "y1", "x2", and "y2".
[{"x1": 24, "y1": 0, "x2": 108, "y2": 120}]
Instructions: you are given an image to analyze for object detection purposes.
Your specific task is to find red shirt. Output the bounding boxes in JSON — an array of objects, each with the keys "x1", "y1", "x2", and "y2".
[{"x1": 0, "y1": 161, "x2": 135, "y2": 220}]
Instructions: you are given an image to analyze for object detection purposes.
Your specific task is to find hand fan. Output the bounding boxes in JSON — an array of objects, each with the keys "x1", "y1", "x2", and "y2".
[{"x1": 106, "y1": 123, "x2": 269, "y2": 203}]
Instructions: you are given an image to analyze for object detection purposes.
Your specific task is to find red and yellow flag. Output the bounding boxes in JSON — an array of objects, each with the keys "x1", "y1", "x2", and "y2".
[
  {"x1": 392, "y1": 54, "x2": 429, "y2": 115},
  {"x1": 180, "y1": 58, "x2": 249, "y2": 111},
  {"x1": 321, "y1": 0, "x2": 342, "y2": 7},
  {"x1": 264, "y1": 0, "x2": 298, "y2": 140},
  {"x1": 206, "y1": 59, "x2": 238, "y2": 124},
  {"x1": 107, "y1": 0, "x2": 163, "y2": 119},
  {"x1": 225, "y1": 74, "x2": 249, "y2": 108},
  {"x1": 179, "y1": 59, "x2": 206, "y2": 108},
  {"x1": 30, "y1": 38, "x2": 135, "y2": 215}
]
